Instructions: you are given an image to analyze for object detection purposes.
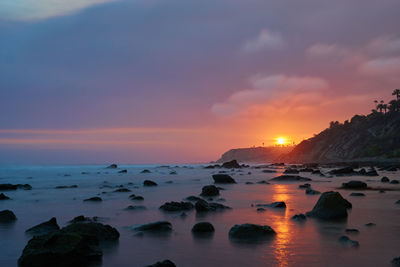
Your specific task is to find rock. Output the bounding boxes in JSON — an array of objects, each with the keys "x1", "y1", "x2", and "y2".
[
  {"x1": 365, "y1": 222, "x2": 376, "y2": 227},
  {"x1": 341, "y1": 181, "x2": 367, "y2": 189},
  {"x1": 0, "y1": 210, "x2": 17, "y2": 223},
  {"x1": 364, "y1": 168, "x2": 378, "y2": 176},
  {"x1": 62, "y1": 222, "x2": 120, "y2": 241},
  {"x1": 299, "y1": 183, "x2": 311, "y2": 189},
  {"x1": 256, "y1": 180, "x2": 270, "y2": 184},
  {"x1": 228, "y1": 224, "x2": 275, "y2": 240},
  {"x1": 55, "y1": 185, "x2": 78, "y2": 189},
  {"x1": 118, "y1": 169, "x2": 127, "y2": 173},
  {"x1": 329, "y1": 167, "x2": 356, "y2": 176},
  {"x1": 338, "y1": 235, "x2": 359, "y2": 247},
  {"x1": 195, "y1": 199, "x2": 231, "y2": 212},
  {"x1": 350, "y1": 192, "x2": 365, "y2": 197},
  {"x1": 305, "y1": 188, "x2": 320, "y2": 195},
  {"x1": 129, "y1": 194, "x2": 144, "y2": 201},
  {"x1": 165, "y1": 181, "x2": 173, "y2": 184},
  {"x1": 390, "y1": 180, "x2": 399, "y2": 184},
  {"x1": 114, "y1": 188, "x2": 131, "y2": 193},
  {"x1": 169, "y1": 171, "x2": 177, "y2": 175},
  {"x1": 256, "y1": 208, "x2": 266, "y2": 212},
  {"x1": 204, "y1": 165, "x2": 220, "y2": 169},
  {"x1": 26, "y1": 218, "x2": 60, "y2": 236},
  {"x1": 262, "y1": 169, "x2": 277, "y2": 173},
  {"x1": 0, "y1": 183, "x2": 32, "y2": 191},
  {"x1": 212, "y1": 174, "x2": 236, "y2": 184},
  {"x1": 312, "y1": 169, "x2": 322, "y2": 175},
  {"x1": 381, "y1": 176, "x2": 390, "y2": 183},
  {"x1": 221, "y1": 160, "x2": 241, "y2": 168},
  {"x1": 143, "y1": 180, "x2": 158, "y2": 186},
  {"x1": 269, "y1": 175, "x2": 312, "y2": 182},
  {"x1": 395, "y1": 200, "x2": 400, "y2": 205},
  {"x1": 284, "y1": 168, "x2": 299, "y2": 174},
  {"x1": 0, "y1": 193, "x2": 10, "y2": 200},
  {"x1": 299, "y1": 168, "x2": 314, "y2": 172},
  {"x1": 191, "y1": 222, "x2": 215, "y2": 233},
  {"x1": 124, "y1": 205, "x2": 146, "y2": 211},
  {"x1": 83, "y1": 197, "x2": 102, "y2": 202},
  {"x1": 159, "y1": 201, "x2": 194, "y2": 212},
  {"x1": 68, "y1": 216, "x2": 97, "y2": 224},
  {"x1": 291, "y1": 214, "x2": 306, "y2": 221},
  {"x1": 306, "y1": 191, "x2": 352, "y2": 220},
  {"x1": 185, "y1": 195, "x2": 202, "y2": 202},
  {"x1": 200, "y1": 185, "x2": 220, "y2": 197},
  {"x1": 386, "y1": 166, "x2": 397, "y2": 171},
  {"x1": 106, "y1": 164, "x2": 118, "y2": 169},
  {"x1": 18, "y1": 231, "x2": 102, "y2": 267},
  {"x1": 144, "y1": 260, "x2": 176, "y2": 267},
  {"x1": 345, "y1": 228, "x2": 359, "y2": 234},
  {"x1": 392, "y1": 257, "x2": 400, "y2": 266},
  {"x1": 256, "y1": 202, "x2": 286, "y2": 208},
  {"x1": 133, "y1": 221, "x2": 172, "y2": 232},
  {"x1": 141, "y1": 169, "x2": 151, "y2": 173}
]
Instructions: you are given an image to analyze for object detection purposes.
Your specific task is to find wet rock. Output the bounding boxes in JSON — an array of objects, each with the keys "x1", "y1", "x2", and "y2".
[
  {"x1": 291, "y1": 214, "x2": 306, "y2": 221},
  {"x1": 185, "y1": 196, "x2": 202, "y2": 202},
  {"x1": 392, "y1": 257, "x2": 400, "y2": 266},
  {"x1": 145, "y1": 260, "x2": 176, "y2": 267},
  {"x1": 350, "y1": 192, "x2": 365, "y2": 197},
  {"x1": 396, "y1": 200, "x2": 400, "y2": 205},
  {"x1": 0, "y1": 210, "x2": 17, "y2": 223},
  {"x1": 212, "y1": 174, "x2": 236, "y2": 184},
  {"x1": 191, "y1": 222, "x2": 215, "y2": 233},
  {"x1": 312, "y1": 169, "x2": 322, "y2": 175},
  {"x1": 261, "y1": 169, "x2": 277, "y2": 173},
  {"x1": 256, "y1": 180, "x2": 270, "y2": 184},
  {"x1": 338, "y1": 235, "x2": 359, "y2": 247},
  {"x1": 299, "y1": 183, "x2": 311, "y2": 189},
  {"x1": 390, "y1": 180, "x2": 399, "y2": 184},
  {"x1": 26, "y1": 218, "x2": 60, "y2": 236},
  {"x1": 200, "y1": 185, "x2": 220, "y2": 197},
  {"x1": 141, "y1": 169, "x2": 151, "y2": 173},
  {"x1": 305, "y1": 188, "x2": 320, "y2": 195},
  {"x1": 124, "y1": 205, "x2": 146, "y2": 211},
  {"x1": 0, "y1": 183, "x2": 32, "y2": 191},
  {"x1": 195, "y1": 199, "x2": 231, "y2": 212},
  {"x1": 55, "y1": 185, "x2": 78, "y2": 189},
  {"x1": 114, "y1": 188, "x2": 131, "y2": 193},
  {"x1": 299, "y1": 168, "x2": 314, "y2": 172},
  {"x1": 256, "y1": 208, "x2": 266, "y2": 212},
  {"x1": 381, "y1": 176, "x2": 390, "y2": 183},
  {"x1": 68, "y1": 216, "x2": 98, "y2": 224},
  {"x1": 221, "y1": 160, "x2": 241, "y2": 168},
  {"x1": 204, "y1": 165, "x2": 220, "y2": 169},
  {"x1": 118, "y1": 169, "x2": 127, "y2": 173},
  {"x1": 284, "y1": 168, "x2": 299, "y2": 174},
  {"x1": 306, "y1": 191, "x2": 352, "y2": 220},
  {"x1": 365, "y1": 222, "x2": 376, "y2": 227},
  {"x1": 106, "y1": 164, "x2": 118, "y2": 169},
  {"x1": 329, "y1": 167, "x2": 356, "y2": 176},
  {"x1": 18, "y1": 231, "x2": 102, "y2": 267},
  {"x1": 245, "y1": 182, "x2": 253, "y2": 185},
  {"x1": 63, "y1": 222, "x2": 120, "y2": 241},
  {"x1": 83, "y1": 197, "x2": 102, "y2": 202},
  {"x1": 169, "y1": 171, "x2": 177, "y2": 175},
  {"x1": 159, "y1": 201, "x2": 194, "y2": 212},
  {"x1": 165, "y1": 180, "x2": 173, "y2": 184},
  {"x1": 0, "y1": 193, "x2": 10, "y2": 200},
  {"x1": 341, "y1": 181, "x2": 367, "y2": 189},
  {"x1": 256, "y1": 202, "x2": 286, "y2": 209},
  {"x1": 345, "y1": 228, "x2": 359, "y2": 234},
  {"x1": 269, "y1": 175, "x2": 312, "y2": 182},
  {"x1": 143, "y1": 180, "x2": 158, "y2": 186},
  {"x1": 129, "y1": 194, "x2": 144, "y2": 201},
  {"x1": 229, "y1": 224, "x2": 275, "y2": 240},
  {"x1": 133, "y1": 221, "x2": 172, "y2": 232}
]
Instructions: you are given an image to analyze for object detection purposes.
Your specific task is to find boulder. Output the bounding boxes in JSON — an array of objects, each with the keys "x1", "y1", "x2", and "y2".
[
  {"x1": 26, "y1": 218, "x2": 60, "y2": 236},
  {"x1": 256, "y1": 208, "x2": 266, "y2": 212},
  {"x1": 141, "y1": 169, "x2": 151, "y2": 173},
  {"x1": 305, "y1": 188, "x2": 320, "y2": 195},
  {"x1": 269, "y1": 175, "x2": 312, "y2": 182},
  {"x1": 62, "y1": 222, "x2": 120, "y2": 241},
  {"x1": 133, "y1": 221, "x2": 172, "y2": 232},
  {"x1": 68, "y1": 216, "x2": 98, "y2": 224},
  {"x1": 291, "y1": 214, "x2": 306, "y2": 221},
  {"x1": 390, "y1": 180, "x2": 399, "y2": 184},
  {"x1": 212, "y1": 174, "x2": 236, "y2": 184},
  {"x1": 55, "y1": 185, "x2": 78, "y2": 189},
  {"x1": 83, "y1": 197, "x2": 102, "y2": 202},
  {"x1": 195, "y1": 199, "x2": 231, "y2": 212},
  {"x1": 283, "y1": 168, "x2": 299, "y2": 174},
  {"x1": 221, "y1": 160, "x2": 241, "y2": 168},
  {"x1": 114, "y1": 188, "x2": 131, "y2": 193},
  {"x1": 159, "y1": 201, "x2": 194, "y2": 212},
  {"x1": 306, "y1": 191, "x2": 352, "y2": 220},
  {"x1": 341, "y1": 181, "x2": 367, "y2": 189},
  {"x1": 381, "y1": 176, "x2": 390, "y2": 183},
  {"x1": 350, "y1": 192, "x2": 365, "y2": 197},
  {"x1": 256, "y1": 180, "x2": 270, "y2": 184},
  {"x1": 329, "y1": 167, "x2": 356, "y2": 176},
  {"x1": 392, "y1": 257, "x2": 400, "y2": 266},
  {"x1": 0, "y1": 193, "x2": 10, "y2": 200},
  {"x1": 143, "y1": 180, "x2": 158, "y2": 186},
  {"x1": 191, "y1": 222, "x2": 215, "y2": 233},
  {"x1": 118, "y1": 169, "x2": 127, "y2": 173},
  {"x1": 124, "y1": 205, "x2": 146, "y2": 211},
  {"x1": 0, "y1": 183, "x2": 32, "y2": 191},
  {"x1": 185, "y1": 196, "x2": 202, "y2": 202},
  {"x1": 0, "y1": 210, "x2": 17, "y2": 223},
  {"x1": 256, "y1": 202, "x2": 286, "y2": 208},
  {"x1": 229, "y1": 224, "x2": 275, "y2": 240},
  {"x1": 395, "y1": 200, "x2": 400, "y2": 205},
  {"x1": 299, "y1": 183, "x2": 311, "y2": 189},
  {"x1": 200, "y1": 185, "x2": 220, "y2": 197},
  {"x1": 365, "y1": 222, "x2": 376, "y2": 227},
  {"x1": 345, "y1": 228, "x2": 359, "y2": 234},
  {"x1": 129, "y1": 194, "x2": 144, "y2": 201},
  {"x1": 262, "y1": 169, "x2": 277, "y2": 173},
  {"x1": 145, "y1": 260, "x2": 176, "y2": 267},
  {"x1": 18, "y1": 231, "x2": 102, "y2": 267},
  {"x1": 106, "y1": 164, "x2": 118, "y2": 169},
  {"x1": 338, "y1": 235, "x2": 359, "y2": 247}
]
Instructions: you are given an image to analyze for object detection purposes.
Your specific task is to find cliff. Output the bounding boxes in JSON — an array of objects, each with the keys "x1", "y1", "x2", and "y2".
[{"x1": 216, "y1": 146, "x2": 293, "y2": 163}]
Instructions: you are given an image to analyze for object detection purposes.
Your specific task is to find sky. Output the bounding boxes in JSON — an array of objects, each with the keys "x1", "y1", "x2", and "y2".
[{"x1": 1, "y1": 0, "x2": 400, "y2": 164}]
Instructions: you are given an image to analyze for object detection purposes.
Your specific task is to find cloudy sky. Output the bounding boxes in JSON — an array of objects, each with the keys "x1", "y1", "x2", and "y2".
[{"x1": 1, "y1": 0, "x2": 400, "y2": 164}]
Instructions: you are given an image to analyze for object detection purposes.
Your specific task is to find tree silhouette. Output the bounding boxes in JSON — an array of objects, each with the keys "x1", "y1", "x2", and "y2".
[{"x1": 393, "y1": 89, "x2": 400, "y2": 100}]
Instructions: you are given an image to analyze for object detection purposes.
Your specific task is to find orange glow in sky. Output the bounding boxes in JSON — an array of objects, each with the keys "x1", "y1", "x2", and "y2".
[{"x1": 277, "y1": 137, "x2": 285, "y2": 145}]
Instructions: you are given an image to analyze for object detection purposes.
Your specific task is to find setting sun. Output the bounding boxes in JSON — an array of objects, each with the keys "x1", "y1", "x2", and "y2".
[{"x1": 277, "y1": 137, "x2": 285, "y2": 145}]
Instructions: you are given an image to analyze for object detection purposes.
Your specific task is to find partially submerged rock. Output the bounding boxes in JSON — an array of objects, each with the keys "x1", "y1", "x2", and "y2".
[
  {"x1": 191, "y1": 222, "x2": 215, "y2": 233},
  {"x1": 0, "y1": 193, "x2": 10, "y2": 200},
  {"x1": 221, "y1": 160, "x2": 241, "y2": 168},
  {"x1": 306, "y1": 191, "x2": 352, "y2": 220},
  {"x1": 212, "y1": 174, "x2": 236, "y2": 184},
  {"x1": 195, "y1": 199, "x2": 231, "y2": 212},
  {"x1": 341, "y1": 181, "x2": 367, "y2": 189},
  {"x1": 106, "y1": 164, "x2": 118, "y2": 169},
  {"x1": 338, "y1": 235, "x2": 359, "y2": 247},
  {"x1": 185, "y1": 195, "x2": 202, "y2": 202},
  {"x1": 200, "y1": 185, "x2": 220, "y2": 197},
  {"x1": 84, "y1": 197, "x2": 102, "y2": 202},
  {"x1": 114, "y1": 188, "x2": 131, "y2": 193},
  {"x1": 291, "y1": 214, "x2": 306, "y2": 221},
  {"x1": 305, "y1": 188, "x2": 320, "y2": 195},
  {"x1": 145, "y1": 260, "x2": 176, "y2": 267},
  {"x1": 118, "y1": 169, "x2": 127, "y2": 173},
  {"x1": 0, "y1": 210, "x2": 17, "y2": 223},
  {"x1": 143, "y1": 180, "x2": 158, "y2": 186},
  {"x1": 256, "y1": 180, "x2": 270, "y2": 184},
  {"x1": 256, "y1": 202, "x2": 286, "y2": 209},
  {"x1": 124, "y1": 205, "x2": 146, "y2": 211},
  {"x1": 299, "y1": 183, "x2": 311, "y2": 189},
  {"x1": 140, "y1": 169, "x2": 151, "y2": 173},
  {"x1": 129, "y1": 194, "x2": 144, "y2": 201},
  {"x1": 0, "y1": 183, "x2": 32, "y2": 191},
  {"x1": 269, "y1": 175, "x2": 312, "y2": 182},
  {"x1": 55, "y1": 185, "x2": 78, "y2": 189},
  {"x1": 392, "y1": 257, "x2": 400, "y2": 266},
  {"x1": 390, "y1": 180, "x2": 399, "y2": 184},
  {"x1": 345, "y1": 228, "x2": 359, "y2": 234},
  {"x1": 350, "y1": 192, "x2": 365, "y2": 197},
  {"x1": 283, "y1": 168, "x2": 299, "y2": 174},
  {"x1": 381, "y1": 176, "x2": 390, "y2": 183},
  {"x1": 229, "y1": 224, "x2": 275, "y2": 241},
  {"x1": 26, "y1": 218, "x2": 60, "y2": 236},
  {"x1": 133, "y1": 221, "x2": 172, "y2": 232},
  {"x1": 63, "y1": 221, "x2": 120, "y2": 241},
  {"x1": 159, "y1": 201, "x2": 194, "y2": 212}
]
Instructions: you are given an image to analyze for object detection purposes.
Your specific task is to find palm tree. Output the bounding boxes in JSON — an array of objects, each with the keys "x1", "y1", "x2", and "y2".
[
  {"x1": 383, "y1": 104, "x2": 388, "y2": 114},
  {"x1": 389, "y1": 99, "x2": 400, "y2": 112},
  {"x1": 377, "y1": 103, "x2": 384, "y2": 113},
  {"x1": 393, "y1": 89, "x2": 400, "y2": 100}
]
